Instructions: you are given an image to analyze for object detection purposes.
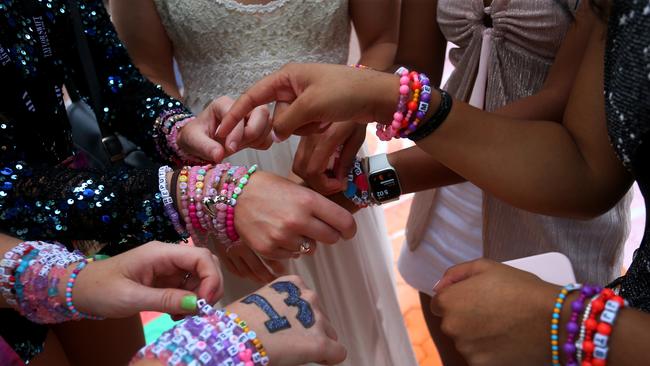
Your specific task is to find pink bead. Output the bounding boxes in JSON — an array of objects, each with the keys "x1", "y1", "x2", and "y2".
[
  {"x1": 393, "y1": 112, "x2": 403, "y2": 122},
  {"x1": 399, "y1": 76, "x2": 409, "y2": 85},
  {"x1": 400, "y1": 69, "x2": 408, "y2": 77},
  {"x1": 226, "y1": 220, "x2": 234, "y2": 225},
  {"x1": 399, "y1": 85, "x2": 410, "y2": 94},
  {"x1": 391, "y1": 121, "x2": 402, "y2": 129}
]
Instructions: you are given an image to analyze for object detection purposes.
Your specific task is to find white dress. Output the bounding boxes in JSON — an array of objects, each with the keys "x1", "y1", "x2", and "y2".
[{"x1": 152, "y1": 1, "x2": 417, "y2": 365}]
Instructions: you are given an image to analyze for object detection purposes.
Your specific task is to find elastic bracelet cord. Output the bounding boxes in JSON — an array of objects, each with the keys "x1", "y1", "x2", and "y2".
[
  {"x1": 564, "y1": 285, "x2": 601, "y2": 366},
  {"x1": 551, "y1": 283, "x2": 582, "y2": 366},
  {"x1": 65, "y1": 258, "x2": 102, "y2": 320},
  {"x1": 159, "y1": 166, "x2": 188, "y2": 239},
  {"x1": 408, "y1": 88, "x2": 453, "y2": 142},
  {"x1": 132, "y1": 299, "x2": 269, "y2": 366}
]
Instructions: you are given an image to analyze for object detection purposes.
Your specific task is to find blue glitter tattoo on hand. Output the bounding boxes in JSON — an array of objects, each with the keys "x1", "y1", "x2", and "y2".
[
  {"x1": 241, "y1": 294, "x2": 291, "y2": 333},
  {"x1": 271, "y1": 281, "x2": 315, "y2": 329}
]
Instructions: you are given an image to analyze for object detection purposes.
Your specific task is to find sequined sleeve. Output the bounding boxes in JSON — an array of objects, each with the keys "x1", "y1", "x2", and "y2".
[
  {"x1": 0, "y1": 159, "x2": 180, "y2": 254},
  {"x1": 70, "y1": 1, "x2": 192, "y2": 162}
]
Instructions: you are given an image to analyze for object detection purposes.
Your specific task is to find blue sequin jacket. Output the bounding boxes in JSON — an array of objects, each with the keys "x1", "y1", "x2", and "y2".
[{"x1": 0, "y1": 0, "x2": 189, "y2": 253}]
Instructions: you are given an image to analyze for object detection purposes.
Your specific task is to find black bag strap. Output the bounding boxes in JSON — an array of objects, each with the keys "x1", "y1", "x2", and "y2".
[
  {"x1": 67, "y1": 0, "x2": 125, "y2": 162},
  {"x1": 67, "y1": 0, "x2": 104, "y2": 123}
]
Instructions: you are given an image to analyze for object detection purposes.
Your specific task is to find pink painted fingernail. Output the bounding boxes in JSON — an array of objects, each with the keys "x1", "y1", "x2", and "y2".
[
  {"x1": 271, "y1": 130, "x2": 282, "y2": 143},
  {"x1": 228, "y1": 142, "x2": 238, "y2": 152},
  {"x1": 432, "y1": 280, "x2": 441, "y2": 293}
]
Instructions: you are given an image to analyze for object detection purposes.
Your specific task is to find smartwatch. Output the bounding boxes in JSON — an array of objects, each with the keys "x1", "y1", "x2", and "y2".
[{"x1": 365, "y1": 153, "x2": 402, "y2": 204}]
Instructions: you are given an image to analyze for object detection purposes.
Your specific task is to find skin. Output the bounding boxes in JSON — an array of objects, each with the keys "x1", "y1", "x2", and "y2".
[
  {"x1": 1, "y1": 234, "x2": 346, "y2": 365},
  {"x1": 133, "y1": 276, "x2": 347, "y2": 366},
  {"x1": 292, "y1": 0, "x2": 400, "y2": 194},
  {"x1": 0, "y1": 236, "x2": 223, "y2": 366},
  {"x1": 215, "y1": 8, "x2": 650, "y2": 363},
  {"x1": 110, "y1": 0, "x2": 363, "y2": 280}
]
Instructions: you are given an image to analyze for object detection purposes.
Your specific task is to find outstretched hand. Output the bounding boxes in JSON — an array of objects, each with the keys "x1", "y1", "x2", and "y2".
[{"x1": 217, "y1": 63, "x2": 400, "y2": 146}]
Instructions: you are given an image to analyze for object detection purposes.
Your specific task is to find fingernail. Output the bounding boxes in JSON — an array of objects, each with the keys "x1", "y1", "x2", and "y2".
[
  {"x1": 432, "y1": 280, "x2": 441, "y2": 293},
  {"x1": 271, "y1": 130, "x2": 282, "y2": 143},
  {"x1": 181, "y1": 295, "x2": 197, "y2": 311},
  {"x1": 319, "y1": 122, "x2": 329, "y2": 129},
  {"x1": 228, "y1": 142, "x2": 238, "y2": 152},
  {"x1": 215, "y1": 125, "x2": 221, "y2": 135}
]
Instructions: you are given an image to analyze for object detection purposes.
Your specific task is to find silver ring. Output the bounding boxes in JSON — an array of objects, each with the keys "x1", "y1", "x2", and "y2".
[{"x1": 299, "y1": 239, "x2": 314, "y2": 254}]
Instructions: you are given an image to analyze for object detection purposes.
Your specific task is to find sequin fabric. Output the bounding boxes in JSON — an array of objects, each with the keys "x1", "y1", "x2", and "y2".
[
  {"x1": 0, "y1": 0, "x2": 190, "y2": 248},
  {"x1": 604, "y1": 0, "x2": 650, "y2": 312},
  {"x1": 0, "y1": 0, "x2": 192, "y2": 360}
]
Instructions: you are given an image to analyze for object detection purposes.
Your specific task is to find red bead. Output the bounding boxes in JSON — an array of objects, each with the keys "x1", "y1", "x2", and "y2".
[
  {"x1": 592, "y1": 359, "x2": 606, "y2": 366},
  {"x1": 592, "y1": 300, "x2": 605, "y2": 314},
  {"x1": 597, "y1": 322, "x2": 612, "y2": 335},
  {"x1": 601, "y1": 288, "x2": 614, "y2": 299},
  {"x1": 612, "y1": 296, "x2": 625, "y2": 306},
  {"x1": 408, "y1": 101, "x2": 418, "y2": 111},
  {"x1": 412, "y1": 81, "x2": 422, "y2": 90},
  {"x1": 582, "y1": 362, "x2": 593, "y2": 366},
  {"x1": 582, "y1": 341, "x2": 594, "y2": 354},
  {"x1": 585, "y1": 318, "x2": 598, "y2": 331}
]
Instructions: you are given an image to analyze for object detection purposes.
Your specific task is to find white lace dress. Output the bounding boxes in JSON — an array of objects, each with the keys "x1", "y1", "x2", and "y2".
[{"x1": 152, "y1": 1, "x2": 416, "y2": 365}]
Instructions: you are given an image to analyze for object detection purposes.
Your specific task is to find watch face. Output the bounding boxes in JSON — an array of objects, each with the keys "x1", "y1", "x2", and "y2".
[{"x1": 369, "y1": 170, "x2": 401, "y2": 202}]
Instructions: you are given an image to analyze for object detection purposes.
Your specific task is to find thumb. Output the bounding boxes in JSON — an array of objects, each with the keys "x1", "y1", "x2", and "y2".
[
  {"x1": 434, "y1": 259, "x2": 494, "y2": 293},
  {"x1": 181, "y1": 123, "x2": 226, "y2": 162},
  {"x1": 272, "y1": 90, "x2": 322, "y2": 141},
  {"x1": 133, "y1": 285, "x2": 200, "y2": 315}
]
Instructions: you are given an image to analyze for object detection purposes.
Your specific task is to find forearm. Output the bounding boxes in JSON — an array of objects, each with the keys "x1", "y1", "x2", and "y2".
[
  {"x1": 417, "y1": 101, "x2": 630, "y2": 218},
  {"x1": 358, "y1": 42, "x2": 398, "y2": 71},
  {"x1": 388, "y1": 146, "x2": 464, "y2": 194}
]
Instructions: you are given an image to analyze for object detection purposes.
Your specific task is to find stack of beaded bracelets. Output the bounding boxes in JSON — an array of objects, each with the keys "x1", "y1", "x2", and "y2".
[
  {"x1": 163, "y1": 164, "x2": 259, "y2": 248},
  {"x1": 374, "y1": 67, "x2": 431, "y2": 140},
  {"x1": 153, "y1": 109, "x2": 209, "y2": 166},
  {"x1": 550, "y1": 284, "x2": 627, "y2": 366},
  {"x1": 0, "y1": 241, "x2": 102, "y2": 323},
  {"x1": 132, "y1": 299, "x2": 269, "y2": 366}
]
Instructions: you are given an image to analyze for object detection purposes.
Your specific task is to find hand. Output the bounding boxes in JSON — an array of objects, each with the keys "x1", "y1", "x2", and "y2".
[
  {"x1": 217, "y1": 63, "x2": 401, "y2": 144},
  {"x1": 178, "y1": 96, "x2": 273, "y2": 162},
  {"x1": 430, "y1": 259, "x2": 559, "y2": 366},
  {"x1": 71, "y1": 241, "x2": 223, "y2": 318},
  {"x1": 210, "y1": 236, "x2": 285, "y2": 283},
  {"x1": 235, "y1": 171, "x2": 357, "y2": 259},
  {"x1": 293, "y1": 123, "x2": 366, "y2": 195},
  {"x1": 226, "y1": 275, "x2": 347, "y2": 365}
]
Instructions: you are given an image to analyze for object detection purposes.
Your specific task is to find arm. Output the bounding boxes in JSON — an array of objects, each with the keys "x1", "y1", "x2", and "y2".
[
  {"x1": 350, "y1": 0, "x2": 400, "y2": 70},
  {"x1": 110, "y1": 0, "x2": 182, "y2": 99},
  {"x1": 389, "y1": 0, "x2": 600, "y2": 196},
  {"x1": 416, "y1": 19, "x2": 632, "y2": 218},
  {"x1": 394, "y1": 0, "x2": 446, "y2": 85}
]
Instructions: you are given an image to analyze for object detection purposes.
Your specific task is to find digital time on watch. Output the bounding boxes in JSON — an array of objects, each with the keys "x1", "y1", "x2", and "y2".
[{"x1": 364, "y1": 153, "x2": 402, "y2": 204}]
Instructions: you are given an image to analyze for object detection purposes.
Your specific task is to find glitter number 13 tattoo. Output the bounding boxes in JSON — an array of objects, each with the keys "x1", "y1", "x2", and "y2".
[
  {"x1": 271, "y1": 281, "x2": 315, "y2": 328},
  {"x1": 241, "y1": 281, "x2": 315, "y2": 333}
]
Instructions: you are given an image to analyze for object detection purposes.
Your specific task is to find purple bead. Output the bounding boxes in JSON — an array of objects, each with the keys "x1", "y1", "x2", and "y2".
[
  {"x1": 421, "y1": 93, "x2": 431, "y2": 102},
  {"x1": 571, "y1": 299, "x2": 584, "y2": 312},
  {"x1": 563, "y1": 342, "x2": 576, "y2": 355},
  {"x1": 567, "y1": 362, "x2": 578, "y2": 366},
  {"x1": 566, "y1": 321, "x2": 579, "y2": 334},
  {"x1": 416, "y1": 111, "x2": 425, "y2": 119}
]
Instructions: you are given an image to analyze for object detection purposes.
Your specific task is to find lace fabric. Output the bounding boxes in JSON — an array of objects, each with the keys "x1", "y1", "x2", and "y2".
[{"x1": 153, "y1": 0, "x2": 350, "y2": 108}]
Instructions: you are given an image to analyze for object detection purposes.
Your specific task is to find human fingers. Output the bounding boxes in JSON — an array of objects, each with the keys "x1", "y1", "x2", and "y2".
[
  {"x1": 309, "y1": 194, "x2": 357, "y2": 239},
  {"x1": 434, "y1": 259, "x2": 497, "y2": 293}
]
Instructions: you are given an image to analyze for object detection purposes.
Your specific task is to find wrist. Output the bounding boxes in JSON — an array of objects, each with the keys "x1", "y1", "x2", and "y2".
[{"x1": 373, "y1": 73, "x2": 401, "y2": 123}]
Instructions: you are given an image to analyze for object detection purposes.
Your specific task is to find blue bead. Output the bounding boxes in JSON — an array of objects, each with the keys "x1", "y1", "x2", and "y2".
[{"x1": 83, "y1": 188, "x2": 95, "y2": 197}]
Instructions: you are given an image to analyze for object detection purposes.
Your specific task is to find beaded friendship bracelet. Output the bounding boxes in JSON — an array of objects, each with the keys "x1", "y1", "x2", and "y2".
[
  {"x1": 551, "y1": 283, "x2": 582, "y2": 366},
  {"x1": 132, "y1": 299, "x2": 269, "y2": 366}
]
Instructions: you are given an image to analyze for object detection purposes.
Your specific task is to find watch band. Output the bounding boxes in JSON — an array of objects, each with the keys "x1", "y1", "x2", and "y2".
[{"x1": 367, "y1": 153, "x2": 392, "y2": 174}]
